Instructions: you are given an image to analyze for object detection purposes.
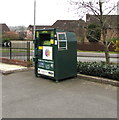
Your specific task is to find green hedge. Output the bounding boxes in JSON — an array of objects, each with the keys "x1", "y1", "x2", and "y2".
[{"x1": 77, "y1": 61, "x2": 119, "y2": 81}]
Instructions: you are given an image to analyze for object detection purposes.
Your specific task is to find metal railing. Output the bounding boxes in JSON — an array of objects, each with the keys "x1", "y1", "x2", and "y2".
[{"x1": 2, "y1": 41, "x2": 33, "y2": 63}]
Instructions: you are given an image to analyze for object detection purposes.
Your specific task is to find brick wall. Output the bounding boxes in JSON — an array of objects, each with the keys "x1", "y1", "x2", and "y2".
[{"x1": 77, "y1": 42, "x2": 115, "y2": 51}]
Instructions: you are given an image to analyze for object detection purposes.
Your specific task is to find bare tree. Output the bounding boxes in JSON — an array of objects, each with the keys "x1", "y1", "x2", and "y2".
[
  {"x1": 9, "y1": 26, "x2": 27, "y2": 40},
  {"x1": 9, "y1": 26, "x2": 27, "y2": 32},
  {"x1": 69, "y1": 0, "x2": 118, "y2": 64}
]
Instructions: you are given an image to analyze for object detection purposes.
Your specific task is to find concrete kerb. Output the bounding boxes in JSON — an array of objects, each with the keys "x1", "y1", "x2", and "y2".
[
  {"x1": 1, "y1": 64, "x2": 119, "y2": 87},
  {"x1": 0, "y1": 62, "x2": 32, "y2": 75},
  {"x1": 77, "y1": 74, "x2": 119, "y2": 87},
  {"x1": 1, "y1": 68, "x2": 29, "y2": 75}
]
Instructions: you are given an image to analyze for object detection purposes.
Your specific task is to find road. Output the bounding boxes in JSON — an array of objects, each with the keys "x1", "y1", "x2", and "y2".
[
  {"x1": 77, "y1": 52, "x2": 119, "y2": 58},
  {"x1": 77, "y1": 52, "x2": 119, "y2": 63},
  {"x1": 77, "y1": 57, "x2": 119, "y2": 63},
  {"x1": 2, "y1": 51, "x2": 119, "y2": 63},
  {"x1": 2, "y1": 70, "x2": 117, "y2": 118}
]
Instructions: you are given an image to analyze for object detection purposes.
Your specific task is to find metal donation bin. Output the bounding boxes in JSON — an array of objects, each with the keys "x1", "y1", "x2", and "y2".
[{"x1": 33, "y1": 28, "x2": 77, "y2": 82}]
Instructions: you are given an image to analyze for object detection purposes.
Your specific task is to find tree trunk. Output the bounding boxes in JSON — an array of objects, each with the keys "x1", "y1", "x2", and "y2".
[
  {"x1": 101, "y1": 30, "x2": 110, "y2": 64},
  {"x1": 103, "y1": 43, "x2": 110, "y2": 64},
  {"x1": 99, "y1": 1, "x2": 110, "y2": 64}
]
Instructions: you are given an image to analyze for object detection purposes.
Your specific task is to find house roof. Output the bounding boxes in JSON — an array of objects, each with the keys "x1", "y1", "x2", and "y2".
[
  {"x1": 86, "y1": 14, "x2": 119, "y2": 29},
  {"x1": 27, "y1": 19, "x2": 86, "y2": 32},
  {"x1": 52, "y1": 20, "x2": 86, "y2": 32},
  {"x1": 0, "y1": 23, "x2": 10, "y2": 33},
  {"x1": 27, "y1": 25, "x2": 52, "y2": 31},
  {"x1": 27, "y1": 20, "x2": 86, "y2": 38}
]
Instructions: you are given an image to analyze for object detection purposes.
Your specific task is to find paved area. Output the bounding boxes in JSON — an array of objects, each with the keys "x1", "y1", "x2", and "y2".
[
  {"x1": 0, "y1": 62, "x2": 27, "y2": 119},
  {"x1": 0, "y1": 63, "x2": 27, "y2": 74},
  {"x1": 0, "y1": 73, "x2": 2, "y2": 119},
  {"x1": 2, "y1": 70, "x2": 117, "y2": 118}
]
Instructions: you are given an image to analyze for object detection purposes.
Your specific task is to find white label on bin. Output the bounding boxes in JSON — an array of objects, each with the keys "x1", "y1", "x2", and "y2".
[
  {"x1": 55, "y1": 40, "x2": 57, "y2": 45},
  {"x1": 38, "y1": 68, "x2": 54, "y2": 77},
  {"x1": 43, "y1": 46, "x2": 53, "y2": 60}
]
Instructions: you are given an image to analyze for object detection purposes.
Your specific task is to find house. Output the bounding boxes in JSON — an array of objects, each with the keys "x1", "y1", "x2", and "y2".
[
  {"x1": 26, "y1": 20, "x2": 86, "y2": 41},
  {"x1": 0, "y1": 23, "x2": 10, "y2": 33},
  {"x1": 27, "y1": 25, "x2": 52, "y2": 31},
  {"x1": 86, "y1": 14, "x2": 118, "y2": 28},
  {"x1": 76, "y1": 14, "x2": 119, "y2": 51},
  {"x1": 26, "y1": 25, "x2": 52, "y2": 39},
  {"x1": 52, "y1": 19, "x2": 86, "y2": 42},
  {"x1": 86, "y1": 14, "x2": 119, "y2": 39}
]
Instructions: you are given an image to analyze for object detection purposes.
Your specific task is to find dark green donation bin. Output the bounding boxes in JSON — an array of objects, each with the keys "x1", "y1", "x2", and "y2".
[{"x1": 33, "y1": 28, "x2": 77, "y2": 82}]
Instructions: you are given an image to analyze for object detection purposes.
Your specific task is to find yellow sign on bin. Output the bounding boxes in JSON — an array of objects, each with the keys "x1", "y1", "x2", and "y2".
[
  {"x1": 38, "y1": 46, "x2": 43, "y2": 50},
  {"x1": 50, "y1": 39, "x2": 54, "y2": 44}
]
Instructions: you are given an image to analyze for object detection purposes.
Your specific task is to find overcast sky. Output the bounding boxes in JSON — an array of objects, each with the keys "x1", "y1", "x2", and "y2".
[{"x1": 0, "y1": 0, "x2": 118, "y2": 27}]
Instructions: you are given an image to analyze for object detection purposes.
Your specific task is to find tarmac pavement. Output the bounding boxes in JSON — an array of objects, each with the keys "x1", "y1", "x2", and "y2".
[
  {"x1": 0, "y1": 62, "x2": 118, "y2": 118},
  {"x1": 2, "y1": 69, "x2": 118, "y2": 118}
]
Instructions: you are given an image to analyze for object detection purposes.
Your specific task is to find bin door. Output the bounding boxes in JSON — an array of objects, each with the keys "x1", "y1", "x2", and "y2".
[{"x1": 56, "y1": 32, "x2": 68, "y2": 50}]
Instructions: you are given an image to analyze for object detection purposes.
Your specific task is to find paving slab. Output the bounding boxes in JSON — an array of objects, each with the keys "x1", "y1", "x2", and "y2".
[{"x1": 0, "y1": 63, "x2": 28, "y2": 74}]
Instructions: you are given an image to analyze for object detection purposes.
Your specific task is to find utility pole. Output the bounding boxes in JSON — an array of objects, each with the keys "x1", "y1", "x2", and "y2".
[
  {"x1": 99, "y1": 0, "x2": 103, "y2": 27},
  {"x1": 117, "y1": 1, "x2": 119, "y2": 38},
  {"x1": 33, "y1": 0, "x2": 36, "y2": 40}
]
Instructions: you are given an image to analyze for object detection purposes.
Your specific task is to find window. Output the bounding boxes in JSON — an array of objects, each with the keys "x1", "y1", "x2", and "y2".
[{"x1": 57, "y1": 32, "x2": 67, "y2": 50}]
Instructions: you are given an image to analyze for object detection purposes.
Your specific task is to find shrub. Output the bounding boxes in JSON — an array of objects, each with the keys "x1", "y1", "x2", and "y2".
[
  {"x1": 77, "y1": 61, "x2": 119, "y2": 81},
  {"x1": 112, "y1": 39, "x2": 119, "y2": 52},
  {"x1": 86, "y1": 24, "x2": 101, "y2": 43}
]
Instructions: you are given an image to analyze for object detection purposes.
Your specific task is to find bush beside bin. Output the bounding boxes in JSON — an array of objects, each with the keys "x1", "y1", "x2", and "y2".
[{"x1": 77, "y1": 61, "x2": 119, "y2": 81}]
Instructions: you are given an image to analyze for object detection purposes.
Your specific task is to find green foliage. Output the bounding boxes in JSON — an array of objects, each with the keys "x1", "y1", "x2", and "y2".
[
  {"x1": 109, "y1": 37, "x2": 119, "y2": 42},
  {"x1": 111, "y1": 38, "x2": 119, "y2": 52},
  {"x1": 86, "y1": 24, "x2": 101, "y2": 42},
  {"x1": 77, "y1": 61, "x2": 119, "y2": 81}
]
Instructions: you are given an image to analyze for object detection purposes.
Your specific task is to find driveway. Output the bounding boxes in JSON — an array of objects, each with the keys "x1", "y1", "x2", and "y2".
[{"x1": 2, "y1": 70, "x2": 117, "y2": 118}]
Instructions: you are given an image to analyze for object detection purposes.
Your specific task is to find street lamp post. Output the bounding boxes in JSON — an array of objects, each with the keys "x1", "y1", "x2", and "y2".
[{"x1": 33, "y1": 0, "x2": 36, "y2": 40}]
